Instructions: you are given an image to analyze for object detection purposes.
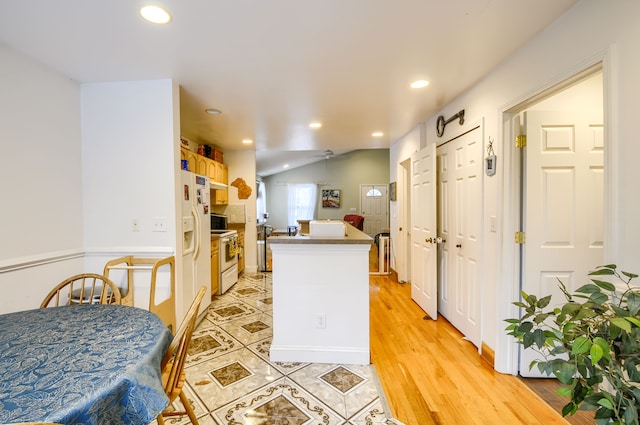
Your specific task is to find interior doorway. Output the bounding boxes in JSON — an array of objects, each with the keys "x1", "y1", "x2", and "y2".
[{"x1": 505, "y1": 66, "x2": 605, "y2": 378}]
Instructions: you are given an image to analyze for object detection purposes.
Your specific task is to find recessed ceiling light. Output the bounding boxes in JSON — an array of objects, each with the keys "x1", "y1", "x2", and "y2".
[
  {"x1": 283, "y1": 164, "x2": 290, "y2": 169},
  {"x1": 309, "y1": 122, "x2": 322, "y2": 129},
  {"x1": 205, "y1": 108, "x2": 221, "y2": 115},
  {"x1": 242, "y1": 139, "x2": 253, "y2": 145},
  {"x1": 410, "y1": 80, "x2": 429, "y2": 89},
  {"x1": 372, "y1": 132, "x2": 384, "y2": 137},
  {"x1": 140, "y1": 5, "x2": 172, "y2": 24}
]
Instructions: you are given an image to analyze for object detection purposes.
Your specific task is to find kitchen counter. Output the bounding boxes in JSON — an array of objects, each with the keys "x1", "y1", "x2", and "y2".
[
  {"x1": 268, "y1": 221, "x2": 372, "y2": 245},
  {"x1": 269, "y1": 221, "x2": 372, "y2": 365}
]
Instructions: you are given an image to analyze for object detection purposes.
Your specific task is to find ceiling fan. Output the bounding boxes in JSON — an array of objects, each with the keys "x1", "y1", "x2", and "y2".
[{"x1": 314, "y1": 149, "x2": 336, "y2": 160}]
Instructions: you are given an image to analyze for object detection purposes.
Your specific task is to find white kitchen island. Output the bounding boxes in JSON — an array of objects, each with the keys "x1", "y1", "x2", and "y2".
[{"x1": 268, "y1": 221, "x2": 372, "y2": 365}]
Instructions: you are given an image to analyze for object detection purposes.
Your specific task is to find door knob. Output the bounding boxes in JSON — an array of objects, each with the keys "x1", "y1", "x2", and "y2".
[
  {"x1": 425, "y1": 237, "x2": 433, "y2": 243},
  {"x1": 436, "y1": 237, "x2": 445, "y2": 244}
]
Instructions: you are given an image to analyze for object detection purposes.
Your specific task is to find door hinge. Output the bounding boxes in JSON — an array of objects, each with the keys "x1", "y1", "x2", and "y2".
[
  {"x1": 515, "y1": 231, "x2": 526, "y2": 244},
  {"x1": 515, "y1": 135, "x2": 527, "y2": 148}
]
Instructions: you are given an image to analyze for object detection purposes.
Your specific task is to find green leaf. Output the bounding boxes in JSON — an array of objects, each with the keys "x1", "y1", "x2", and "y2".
[
  {"x1": 561, "y1": 302, "x2": 581, "y2": 316},
  {"x1": 523, "y1": 332, "x2": 534, "y2": 348},
  {"x1": 572, "y1": 336, "x2": 592, "y2": 354},
  {"x1": 625, "y1": 404, "x2": 638, "y2": 425},
  {"x1": 532, "y1": 329, "x2": 545, "y2": 349},
  {"x1": 517, "y1": 321, "x2": 533, "y2": 332},
  {"x1": 591, "y1": 279, "x2": 616, "y2": 291},
  {"x1": 590, "y1": 268, "x2": 616, "y2": 276},
  {"x1": 538, "y1": 295, "x2": 552, "y2": 308},
  {"x1": 626, "y1": 316, "x2": 640, "y2": 327},
  {"x1": 590, "y1": 343, "x2": 604, "y2": 363},
  {"x1": 561, "y1": 402, "x2": 577, "y2": 417},
  {"x1": 589, "y1": 292, "x2": 608, "y2": 305},
  {"x1": 622, "y1": 270, "x2": 639, "y2": 279},
  {"x1": 556, "y1": 386, "x2": 572, "y2": 397},
  {"x1": 504, "y1": 318, "x2": 520, "y2": 324},
  {"x1": 628, "y1": 292, "x2": 640, "y2": 316},
  {"x1": 576, "y1": 284, "x2": 601, "y2": 293},
  {"x1": 555, "y1": 362, "x2": 577, "y2": 384},
  {"x1": 610, "y1": 317, "x2": 632, "y2": 332},
  {"x1": 592, "y1": 337, "x2": 611, "y2": 361},
  {"x1": 597, "y1": 398, "x2": 614, "y2": 410}
]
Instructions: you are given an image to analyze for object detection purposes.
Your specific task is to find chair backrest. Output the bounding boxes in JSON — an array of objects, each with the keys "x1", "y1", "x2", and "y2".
[
  {"x1": 40, "y1": 273, "x2": 122, "y2": 308},
  {"x1": 343, "y1": 214, "x2": 364, "y2": 231},
  {"x1": 160, "y1": 286, "x2": 206, "y2": 398}
]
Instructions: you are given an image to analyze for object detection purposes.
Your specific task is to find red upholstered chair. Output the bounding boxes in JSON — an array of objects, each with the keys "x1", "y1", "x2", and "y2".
[{"x1": 343, "y1": 214, "x2": 364, "y2": 231}]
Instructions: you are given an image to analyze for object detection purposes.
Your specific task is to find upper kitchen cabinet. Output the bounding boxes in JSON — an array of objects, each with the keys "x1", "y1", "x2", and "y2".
[
  {"x1": 180, "y1": 147, "x2": 197, "y2": 173},
  {"x1": 180, "y1": 145, "x2": 228, "y2": 205},
  {"x1": 213, "y1": 164, "x2": 228, "y2": 205}
]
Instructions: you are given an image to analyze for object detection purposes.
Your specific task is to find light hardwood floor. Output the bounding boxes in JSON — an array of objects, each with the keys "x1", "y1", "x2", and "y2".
[{"x1": 369, "y1": 271, "x2": 572, "y2": 424}]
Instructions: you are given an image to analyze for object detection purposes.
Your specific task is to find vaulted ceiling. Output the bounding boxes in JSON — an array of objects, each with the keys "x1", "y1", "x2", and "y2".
[{"x1": 0, "y1": 0, "x2": 577, "y2": 175}]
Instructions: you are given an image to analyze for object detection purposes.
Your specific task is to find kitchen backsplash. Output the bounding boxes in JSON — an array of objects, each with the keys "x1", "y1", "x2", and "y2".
[{"x1": 212, "y1": 204, "x2": 246, "y2": 223}]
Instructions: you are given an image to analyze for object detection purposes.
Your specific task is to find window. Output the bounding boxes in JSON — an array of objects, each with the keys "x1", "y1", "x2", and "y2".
[
  {"x1": 256, "y1": 181, "x2": 267, "y2": 221},
  {"x1": 287, "y1": 184, "x2": 317, "y2": 226},
  {"x1": 366, "y1": 188, "x2": 383, "y2": 197}
]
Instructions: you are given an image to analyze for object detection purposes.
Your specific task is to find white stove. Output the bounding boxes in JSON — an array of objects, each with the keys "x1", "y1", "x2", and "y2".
[
  {"x1": 211, "y1": 229, "x2": 236, "y2": 238},
  {"x1": 211, "y1": 229, "x2": 238, "y2": 294}
]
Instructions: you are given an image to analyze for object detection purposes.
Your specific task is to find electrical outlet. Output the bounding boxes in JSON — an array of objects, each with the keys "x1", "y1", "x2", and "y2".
[
  {"x1": 152, "y1": 217, "x2": 167, "y2": 232},
  {"x1": 132, "y1": 219, "x2": 140, "y2": 231},
  {"x1": 316, "y1": 313, "x2": 326, "y2": 329}
]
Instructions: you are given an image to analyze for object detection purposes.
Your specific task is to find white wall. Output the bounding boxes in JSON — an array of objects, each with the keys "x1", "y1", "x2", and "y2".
[
  {"x1": 81, "y1": 79, "x2": 179, "y2": 309},
  {"x1": 389, "y1": 0, "x2": 640, "y2": 371},
  {"x1": 264, "y1": 149, "x2": 390, "y2": 230},
  {"x1": 389, "y1": 125, "x2": 422, "y2": 282},
  {"x1": 224, "y1": 149, "x2": 259, "y2": 273},
  {"x1": 0, "y1": 46, "x2": 85, "y2": 312}
]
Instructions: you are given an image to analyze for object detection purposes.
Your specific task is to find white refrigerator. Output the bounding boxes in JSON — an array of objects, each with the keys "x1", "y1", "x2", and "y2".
[{"x1": 180, "y1": 170, "x2": 211, "y2": 320}]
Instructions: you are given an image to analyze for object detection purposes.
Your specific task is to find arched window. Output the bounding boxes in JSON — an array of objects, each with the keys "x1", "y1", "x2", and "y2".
[{"x1": 366, "y1": 188, "x2": 383, "y2": 197}]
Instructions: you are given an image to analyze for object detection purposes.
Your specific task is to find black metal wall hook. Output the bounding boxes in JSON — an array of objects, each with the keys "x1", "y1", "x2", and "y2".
[{"x1": 436, "y1": 109, "x2": 465, "y2": 137}]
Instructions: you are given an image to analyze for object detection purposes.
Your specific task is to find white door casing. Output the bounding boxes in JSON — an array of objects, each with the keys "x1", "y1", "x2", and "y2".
[
  {"x1": 410, "y1": 145, "x2": 438, "y2": 319},
  {"x1": 519, "y1": 110, "x2": 604, "y2": 377},
  {"x1": 360, "y1": 184, "x2": 389, "y2": 236},
  {"x1": 437, "y1": 126, "x2": 483, "y2": 348}
]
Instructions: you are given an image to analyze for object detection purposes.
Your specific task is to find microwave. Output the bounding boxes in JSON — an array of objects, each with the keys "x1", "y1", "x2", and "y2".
[{"x1": 211, "y1": 213, "x2": 228, "y2": 230}]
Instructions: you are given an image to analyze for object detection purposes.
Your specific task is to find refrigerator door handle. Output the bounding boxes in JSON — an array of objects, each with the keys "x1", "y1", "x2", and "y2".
[{"x1": 192, "y1": 205, "x2": 201, "y2": 261}]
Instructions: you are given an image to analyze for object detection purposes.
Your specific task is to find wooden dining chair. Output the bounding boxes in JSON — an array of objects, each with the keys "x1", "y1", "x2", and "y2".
[
  {"x1": 157, "y1": 286, "x2": 206, "y2": 425},
  {"x1": 40, "y1": 273, "x2": 122, "y2": 308}
]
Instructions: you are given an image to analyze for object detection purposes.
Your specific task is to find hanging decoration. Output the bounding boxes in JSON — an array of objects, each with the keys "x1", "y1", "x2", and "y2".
[
  {"x1": 485, "y1": 136, "x2": 497, "y2": 176},
  {"x1": 436, "y1": 109, "x2": 465, "y2": 137}
]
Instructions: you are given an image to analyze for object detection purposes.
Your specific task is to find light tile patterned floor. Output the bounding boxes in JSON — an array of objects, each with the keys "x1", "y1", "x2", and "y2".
[{"x1": 155, "y1": 272, "x2": 396, "y2": 425}]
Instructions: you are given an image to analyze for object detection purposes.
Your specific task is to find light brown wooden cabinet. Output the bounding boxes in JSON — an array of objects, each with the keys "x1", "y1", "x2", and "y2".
[
  {"x1": 180, "y1": 147, "x2": 198, "y2": 173},
  {"x1": 211, "y1": 238, "x2": 220, "y2": 298},
  {"x1": 180, "y1": 146, "x2": 228, "y2": 205},
  {"x1": 213, "y1": 164, "x2": 228, "y2": 205},
  {"x1": 237, "y1": 229, "x2": 245, "y2": 274}
]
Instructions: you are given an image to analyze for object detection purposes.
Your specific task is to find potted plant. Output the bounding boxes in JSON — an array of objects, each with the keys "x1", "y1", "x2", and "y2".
[{"x1": 506, "y1": 264, "x2": 640, "y2": 425}]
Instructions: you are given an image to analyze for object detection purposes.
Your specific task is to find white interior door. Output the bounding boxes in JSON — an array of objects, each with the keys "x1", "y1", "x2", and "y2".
[
  {"x1": 519, "y1": 110, "x2": 604, "y2": 377},
  {"x1": 437, "y1": 127, "x2": 483, "y2": 348},
  {"x1": 360, "y1": 184, "x2": 388, "y2": 236},
  {"x1": 410, "y1": 145, "x2": 437, "y2": 319}
]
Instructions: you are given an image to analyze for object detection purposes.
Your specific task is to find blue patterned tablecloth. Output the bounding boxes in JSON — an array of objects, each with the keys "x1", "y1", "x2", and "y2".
[{"x1": 0, "y1": 304, "x2": 173, "y2": 425}]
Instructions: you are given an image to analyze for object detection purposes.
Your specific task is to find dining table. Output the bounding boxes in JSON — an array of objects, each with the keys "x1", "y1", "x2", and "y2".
[{"x1": 0, "y1": 304, "x2": 173, "y2": 425}]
